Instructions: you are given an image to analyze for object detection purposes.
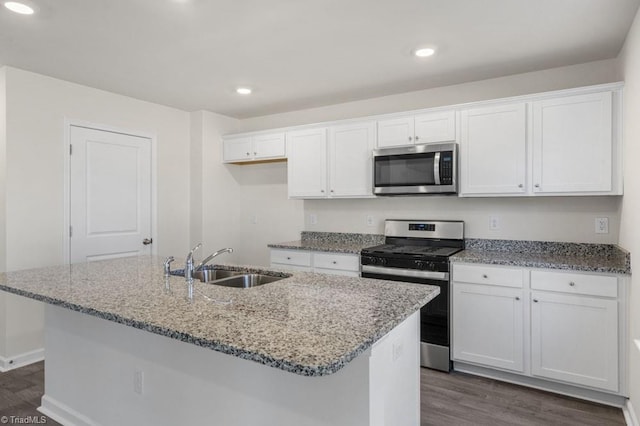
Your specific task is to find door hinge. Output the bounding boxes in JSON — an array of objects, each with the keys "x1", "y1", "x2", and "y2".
[
  {"x1": 69, "y1": 226, "x2": 72, "y2": 238},
  {"x1": 69, "y1": 144, "x2": 73, "y2": 155}
]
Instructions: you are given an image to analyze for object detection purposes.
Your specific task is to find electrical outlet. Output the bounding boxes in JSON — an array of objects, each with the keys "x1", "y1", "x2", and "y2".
[
  {"x1": 250, "y1": 214, "x2": 258, "y2": 225},
  {"x1": 489, "y1": 215, "x2": 500, "y2": 231},
  {"x1": 309, "y1": 213, "x2": 318, "y2": 225},
  {"x1": 133, "y1": 369, "x2": 144, "y2": 395},
  {"x1": 392, "y1": 341, "x2": 403, "y2": 362},
  {"x1": 595, "y1": 217, "x2": 609, "y2": 234},
  {"x1": 366, "y1": 215, "x2": 375, "y2": 227}
]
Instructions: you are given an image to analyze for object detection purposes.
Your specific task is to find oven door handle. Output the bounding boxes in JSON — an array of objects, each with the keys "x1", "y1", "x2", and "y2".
[{"x1": 361, "y1": 265, "x2": 449, "y2": 281}]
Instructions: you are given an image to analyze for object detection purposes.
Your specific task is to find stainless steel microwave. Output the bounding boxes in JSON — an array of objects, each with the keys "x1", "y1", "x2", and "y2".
[{"x1": 372, "y1": 143, "x2": 458, "y2": 195}]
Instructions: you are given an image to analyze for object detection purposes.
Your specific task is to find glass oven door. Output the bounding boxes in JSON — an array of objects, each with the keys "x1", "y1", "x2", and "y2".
[{"x1": 360, "y1": 271, "x2": 449, "y2": 346}]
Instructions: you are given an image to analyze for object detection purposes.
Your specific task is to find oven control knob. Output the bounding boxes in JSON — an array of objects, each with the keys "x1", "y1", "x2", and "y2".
[
  {"x1": 378, "y1": 258, "x2": 387, "y2": 266},
  {"x1": 416, "y1": 261, "x2": 436, "y2": 270}
]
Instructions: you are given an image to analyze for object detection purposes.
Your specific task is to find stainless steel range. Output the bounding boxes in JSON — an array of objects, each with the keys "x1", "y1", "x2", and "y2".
[{"x1": 360, "y1": 219, "x2": 464, "y2": 372}]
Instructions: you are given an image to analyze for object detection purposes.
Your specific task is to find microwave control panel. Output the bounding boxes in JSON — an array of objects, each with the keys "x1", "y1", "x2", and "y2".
[{"x1": 440, "y1": 151, "x2": 453, "y2": 185}]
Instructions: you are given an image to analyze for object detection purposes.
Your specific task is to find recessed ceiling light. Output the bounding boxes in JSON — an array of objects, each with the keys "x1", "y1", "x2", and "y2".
[
  {"x1": 236, "y1": 87, "x2": 252, "y2": 95},
  {"x1": 414, "y1": 47, "x2": 436, "y2": 58},
  {"x1": 4, "y1": 1, "x2": 34, "y2": 14}
]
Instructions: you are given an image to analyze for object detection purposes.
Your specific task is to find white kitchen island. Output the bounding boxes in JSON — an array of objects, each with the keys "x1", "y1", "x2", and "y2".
[{"x1": 0, "y1": 256, "x2": 438, "y2": 426}]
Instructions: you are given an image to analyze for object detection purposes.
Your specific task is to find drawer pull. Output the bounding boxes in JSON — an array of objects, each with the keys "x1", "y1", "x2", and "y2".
[
  {"x1": 286, "y1": 257, "x2": 291, "y2": 260},
  {"x1": 533, "y1": 299, "x2": 539, "y2": 303},
  {"x1": 569, "y1": 281, "x2": 575, "y2": 287},
  {"x1": 332, "y1": 261, "x2": 337, "y2": 264},
  {"x1": 482, "y1": 274, "x2": 488, "y2": 279},
  {"x1": 515, "y1": 297, "x2": 520, "y2": 301}
]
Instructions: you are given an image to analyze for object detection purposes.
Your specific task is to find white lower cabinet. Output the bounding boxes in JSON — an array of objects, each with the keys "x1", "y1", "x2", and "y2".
[
  {"x1": 453, "y1": 283, "x2": 524, "y2": 372},
  {"x1": 452, "y1": 263, "x2": 624, "y2": 396},
  {"x1": 270, "y1": 249, "x2": 359, "y2": 277},
  {"x1": 530, "y1": 271, "x2": 619, "y2": 392}
]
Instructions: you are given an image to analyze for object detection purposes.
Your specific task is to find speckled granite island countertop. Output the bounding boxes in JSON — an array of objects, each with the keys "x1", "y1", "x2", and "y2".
[
  {"x1": 451, "y1": 239, "x2": 631, "y2": 275},
  {"x1": 0, "y1": 256, "x2": 438, "y2": 376},
  {"x1": 268, "y1": 231, "x2": 384, "y2": 254}
]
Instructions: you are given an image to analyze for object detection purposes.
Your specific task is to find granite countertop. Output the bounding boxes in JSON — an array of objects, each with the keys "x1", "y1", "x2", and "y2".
[
  {"x1": 451, "y1": 239, "x2": 631, "y2": 275},
  {"x1": 268, "y1": 231, "x2": 384, "y2": 254},
  {"x1": 0, "y1": 256, "x2": 438, "y2": 377}
]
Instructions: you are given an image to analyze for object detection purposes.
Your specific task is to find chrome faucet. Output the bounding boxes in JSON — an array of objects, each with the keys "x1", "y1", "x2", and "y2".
[
  {"x1": 195, "y1": 248, "x2": 233, "y2": 271},
  {"x1": 185, "y1": 243, "x2": 202, "y2": 283},
  {"x1": 163, "y1": 256, "x2": 175, "y2": 278}
]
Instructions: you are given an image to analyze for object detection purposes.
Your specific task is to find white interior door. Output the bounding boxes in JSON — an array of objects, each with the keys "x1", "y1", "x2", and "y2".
[{"x1": 70, "y1": 126, "x2": 152, "y2": 263}]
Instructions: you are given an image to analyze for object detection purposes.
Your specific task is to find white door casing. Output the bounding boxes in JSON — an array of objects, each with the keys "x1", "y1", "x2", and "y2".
[{"x1": 69, "y1": 125, "x2": 153, "y2": 263}]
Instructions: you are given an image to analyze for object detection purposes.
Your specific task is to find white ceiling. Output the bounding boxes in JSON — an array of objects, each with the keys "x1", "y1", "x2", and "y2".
[{"x1": 0, "y1": 0, "x2": 638, "y2": 118}]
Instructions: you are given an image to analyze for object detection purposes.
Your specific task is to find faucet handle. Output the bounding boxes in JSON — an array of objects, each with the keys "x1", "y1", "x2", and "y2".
[{"x1": 163, "y1": 256, "x2": 175, "y2": 277}]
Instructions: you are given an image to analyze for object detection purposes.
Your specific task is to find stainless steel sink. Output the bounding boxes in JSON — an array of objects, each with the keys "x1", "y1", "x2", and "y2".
[
  {"x1": 193, "y1": 268, "x2": 245, "y2": 282},
  {"x1": 207, "y1": 273, "x2": 284, "y2": 288},
  {"x1": 171, "y1": 267, "x2": 287, "y2": 288}
]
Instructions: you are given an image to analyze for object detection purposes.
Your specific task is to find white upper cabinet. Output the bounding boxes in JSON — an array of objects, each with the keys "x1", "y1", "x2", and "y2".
[
  {"x1": 377, "y1": 111, "x2": 455, "y2": 148},
  {"x1": 377, "y1": 116, "x2": 414, "y2": 148},
  {"x1": 460, "y1": 88, "x2": 621, "y2": 197},
  {"x1": 287, "y1": 128, "x2": 328, "y2": 198},
  {"x1": 287, "y1": 122, "x2": 375, "y2": 199},
  {"x1": 459, "y1": 103, "x2": 527, "y2": 195},
  {"x1": 328, "y1": 121, "x2": 376, "y2": 197},
  {"x1": 222, "y1": 83, "x2": 623, "y2": 198},
  {"x1": 223, "y1": 136, "x2": 253, "y2": 162},
  {"x1": 223, "y1": 132, "x2": 285, "y2": 163},
  {"x1": 532, "y1": 92, "x2": 613, "y2": 194}
]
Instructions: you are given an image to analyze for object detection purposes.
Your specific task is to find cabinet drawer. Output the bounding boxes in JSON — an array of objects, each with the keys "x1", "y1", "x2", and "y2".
[
  {"x1": 270, "y1": 249, "x2": 312, "y2": 267},
  {"x1": 453, "y1": 264, "x2": 524, "y2": 288},
  {"x1": 314, "y1": 252, "x2": 360, "y2": 272},
  {"x1": 531, "y1": 270, "x2": 617, "y2": 298}
]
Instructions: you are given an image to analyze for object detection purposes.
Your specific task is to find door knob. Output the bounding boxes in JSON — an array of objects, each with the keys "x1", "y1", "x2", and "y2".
[{"x1": 143, "y1": 238, "x2": 153, "y2": 245}]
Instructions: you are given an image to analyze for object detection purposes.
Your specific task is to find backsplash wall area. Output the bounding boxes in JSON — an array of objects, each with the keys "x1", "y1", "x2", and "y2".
[{"x1": 304, "y1": 196, "x2": 622, "y2": 244}]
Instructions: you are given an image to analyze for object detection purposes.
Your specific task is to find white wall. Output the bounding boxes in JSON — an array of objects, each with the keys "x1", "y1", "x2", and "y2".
[
  {"x1": 236, "y1": 59, "x2": 622, "y2": 245},
  {"x1": 303, "y1": 196, "x2": 621, "y2": 243},
  {"x1": 617, "y1": 7, "x2": 640, "y2": 422},
  {"x1": 0, "y1": 68, "x2": 6, "y2": 356},
  {"x1": 190, "y1": 111, "x2": 204, "y2": 247},
  {"x1": 198, "y1": 111, "x2": 304, "y2": 266},
  {"x1": 0, "y1": 66, "x2": 192, "y2": 364},
  {"x1": 241, "y1": 59, "x2": 620, "y2": 132},
  {"x1": 4, "y1": 67, "x2": 192, "y2": 268}
]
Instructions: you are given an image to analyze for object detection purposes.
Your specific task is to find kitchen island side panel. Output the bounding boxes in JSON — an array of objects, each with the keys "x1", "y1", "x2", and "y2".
[{"x1": 40, "y1": 304, "x2": 419, "y2": 426}]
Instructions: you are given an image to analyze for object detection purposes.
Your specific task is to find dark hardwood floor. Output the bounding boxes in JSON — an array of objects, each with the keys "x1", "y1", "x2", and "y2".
[
  {"x1": 0, "y1": 362, "x2": 60, "y2": 425},
  {"x1": 421, "y1": 367, "x2": 626, "y2": 426},
  {"x1": 0, "y1": 362, "x2": 626, "y2": 425}
]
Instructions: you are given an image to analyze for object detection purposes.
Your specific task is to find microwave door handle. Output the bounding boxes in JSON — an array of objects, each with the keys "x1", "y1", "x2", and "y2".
[{"x1": 433, "y1": 152, "x2": 441, "y2": 185}]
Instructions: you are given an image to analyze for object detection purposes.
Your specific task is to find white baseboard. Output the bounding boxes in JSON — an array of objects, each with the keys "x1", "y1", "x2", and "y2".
[
  {"x1": 0, "y1": 348, "x2": 44, "y2": 372},
  {"x1": 39, "y1": 395, "x2": 98, "y2": 426},
  {"x1": 624, "y1": 399, "x2": 639, "y2": 426}
]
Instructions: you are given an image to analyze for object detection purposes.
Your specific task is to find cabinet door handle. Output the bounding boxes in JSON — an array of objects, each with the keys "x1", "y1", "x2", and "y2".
[
  {"x1": 330, "y1": 189, "x2": 334, "y2": 193},
  {"x1": 320, "y1": 189, "x2": 325, "y2": 193},
  {"x1": 332, "y1": 261, "x2": 337, "y2": 264},
  {"x1": 515, "y1": 297, "x2": 520, "y2": 301},
  {"x1": 246, "y1": 152, "x2": 250, "y2": 156},
  {"x1": 415, "y1": 135, "x2": 420, "y2": 141},
  {"x1": 408, "y1": 136, "x2": 413, "y2": 141},
  {"x1": 253, "y1": 152, "x2": 257, "y2": 155},
  {"x1": 534, "y1": 184, "x2": 540, "y2": 188},
  {"x1": 569, "y1": 281, "x2": 575, "y2": 287},
  {"x1": 482, "y1": 274, "x2": 488, "y2": 279},
  {"x1": 518, "y1": 184, "x2": 523, "y2": 188},
  {"x1": 533, "y1": 299, "x2": 539, "y2": 303},
  {"x1": 286, "y1": 257, "x2": 291, "y2": 260}
]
